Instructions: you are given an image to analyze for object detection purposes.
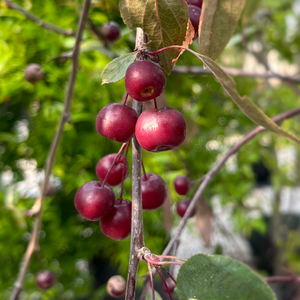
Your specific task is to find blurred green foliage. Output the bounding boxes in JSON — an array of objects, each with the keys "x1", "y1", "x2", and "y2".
[{"x1": 0, "y1": 0, "x2": 300, "y2": 299}]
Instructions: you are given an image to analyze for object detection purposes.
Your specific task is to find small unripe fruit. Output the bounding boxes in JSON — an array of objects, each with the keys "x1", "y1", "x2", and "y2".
[
  {"x1": 189, "y1": 5, "x2": 202, "y2": 40},
  {"x1": 174, "y1": 175, "x2": 190, "y2": 195},
  {"x1": 100, "y1": 21, "x2": 121, "y2": 42},
  {"x1": 24, "y1": 64, "x2": 44, "y2": 83},
  {"x1": 74, "y1": 181, "x2": 115, "y2": 221},
  {"x1": 96, "y1": 103, "x2": 138, "y2": 143},
  {"x1": 125, "y1": 60, "x2": 166, "y2": 102},
  {"x1": 36, "y1": 270, "x2": 56, "y2": 290},
  {"x1": 135, "y1": 107, "x2": 186, "y2": 152},
  {"x1": 96, "y1": 154, "x2": 129, "y2": 186},
  {"x1": 100, "y1": 199, "x2": 132, "y2": 241},
  {"x1": 107, "y1": 275, "x2": 126, "y2": 297},
  {"x1": 176, "y1": 199, "x2": 196, "y2": 218}
]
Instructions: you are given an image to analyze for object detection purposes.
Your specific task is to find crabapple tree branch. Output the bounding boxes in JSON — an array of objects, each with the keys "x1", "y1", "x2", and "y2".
[
  {"x1": 125, "y1": 28, "x2": 147, "y2": 300},
  {"x1": 162, "y1": 106, "x2": 300, "y2": 257},
  {"x1": 172, "y1": 66, "x2": 300, "y2": 84},
  {"x1": 4, "y1": 0, "x2": 75, "y2": 37},
  {"x1": 9, "y1": 1, "x2": 91, "y2": 299}
]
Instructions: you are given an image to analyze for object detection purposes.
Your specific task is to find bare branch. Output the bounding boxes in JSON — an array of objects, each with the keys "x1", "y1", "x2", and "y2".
[
  {"x1": 4, "y1": 0, "x2": 75, "y2": 37},
  {"x1": 162, "y1": 107, "x2": 300, "y2": 257},
  {"x1": 172, "y1": 66, "x2": 300, "y2": 84},
  {"x1": 9, "y1": 1, "x2": 91, "y2": 299},
  {"x1": 125, "y1": 28, "x2": 147, "y2": 300}
]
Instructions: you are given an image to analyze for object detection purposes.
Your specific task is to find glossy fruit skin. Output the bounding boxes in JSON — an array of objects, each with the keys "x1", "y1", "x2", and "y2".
[
  {"x1": 24, "y1": 64, "x2": 44, "y2": 83},
  {"x1": 135, "y1": 107, "x2": 186, "y2": 152},
  {"x1": 100, "y1": 199, "x2": 132, "y2": 241},
  {"x1": 176, "y1": 199, "x2": 196, "y2": 218},
  {"x1": 189, "y1": 5, "x2": 202, "y2": 40},
  {"x1": 96, "y1": 103, "x2": 138, "y2": 143},
  {"x1": 100, "y1": 21, "x2": 121, "y2": 42},
  {"x1": 107, "y1": 275, "x2": 126, "y2": 297},
  {"x1": 74, "y1": 181, "x2": 115, "y2": 221},
  {"x1": 187, "y1": 0, "x2": 203, "y2": 8},
  {"x1": 174, "y1": 175, "x2": 190, "y2": 195},
  {"x1": 141, "y1": 173, "x2": 167, "y2": 210},
  {"x1": 36, "y1": 270, "x2": 56, "y2": 290},
  {"x1": 163, "y1": 278, "x2": 176, "y2": 294},
  {"x1": 125, "y1": 60, "x2": 166, "y2": 102},
  {"x1": 96, "y1": 154, "x2": 129, "y2": 186}
]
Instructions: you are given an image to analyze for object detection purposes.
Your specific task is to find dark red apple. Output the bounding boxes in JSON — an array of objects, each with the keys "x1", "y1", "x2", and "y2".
[
  {"x1": 96, "y1": 154, "x2": 129, "y2": 186},
  {"x1": 100, "y1": 21, "x2": 121, "y2": 42},
  {"x1": 187, "y1": 0, "x2": 203, "y2": 8},
  {"x1": 163, "y1": 278, "x2": 176, "y2": 294},
  {"x1": 96, "y1": 103, "x2": 138, "y2": 143},
  {"x1": 176, "y1": 199, "x2": 196, "y2": 218},
  {"x1": 36, "y1": 270, "x2": 56, "y2": 290},
  {"x1": 174, "y1": 175, "x2": 190, "y2": 195},
  {"x1": 189, "y1": 5, "x2": 201, "y2": 40},
  {"x1": 74, "y1": 181, "x2": 115, "y2": 221},
  {"x1": 125, "y1": 60, "x2": 166, "y2": 102},
  {"x1": 100, "y1": 199, "x2": 132, "y2": 241},
  {"x1": 141, "y1": 173, "x2": 167, "y2": 210},
  {"x1": 135, "y1": 107, "x2": 186, "y2": 152}
]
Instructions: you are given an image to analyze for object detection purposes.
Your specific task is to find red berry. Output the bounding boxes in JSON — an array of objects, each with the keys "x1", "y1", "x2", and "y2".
[
  {"x1": 74, "y1": 181, "x2": 115, "y2": 221},
  {"x1": 107, "y1": 275, "x2": 126, "y2": 297},
  {"x1": 174, "y1": 175, "x2": 190, "y2": 195},
  {"x1": 96, "y1": 103, "x2": 138, "y2": 143},
  {"x1": 24, "y1": 64, "x2": 44, "y2": 83},
  {"x1": 125, "y1": 60, "x2": 166, "y2": 102},
  {"x1": 141, "y1": 173, "x2": 166, "y2": 210},
  {"x1": 96, "y1": 154, "x2": 129, "y2": 186},
  {"x1": 100, "y1": 199, "x2": 132, "y2": 241},
  {"x1": 189, "y1": 5, "x2": 201, "y2": 40},
  {"x1": 163, "y1": 278, "x2": 176, "y2": 294},
  {"x1": 135, "y1": 107, "x2": 186, "y2": 152},
  {"x1": 187, "y1": 0, "x2": 203, "y2": 9},
  {"x1": 36, "y1": 270, "x2": 56, "y2": 290},
  {"x1": 176, "y1": 199, "x2": 196, "y2": 218},
  {"x1": 101, "y1": 21, "x2": 121, "y2": 42}
]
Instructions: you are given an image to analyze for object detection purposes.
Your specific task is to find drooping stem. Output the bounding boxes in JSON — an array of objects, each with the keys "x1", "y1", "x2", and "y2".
[
  {"x1": 147, "y1": 262, "x2": 155, "y2": 300},
  {"x1": 9, "y1": 1, "x2": 91, "y2": 299},
  {"x1": 125, "y1": 28, "x2": 147, "y2": 300},
  {"x1": 120, "y1": 142, "x2": 130, "y2": 200},
  {"x1": 123, "y1": 93, "x2": 129, "y2": 105},
  {"x1": 141, "y1": 159, "x2": 148, "y2": 180},
  {"x1": 154, "y1": 266, "x2": 173, "y2": 300},
  {"x1": 162, "y1": 106, "x2": 300, "y2": 257},
  {"x1": 101, "y1": 142, "x2": 127, "y2": 187},
  {"x1": 153, "y1": 98, "x2": 158, "y2": 109}
]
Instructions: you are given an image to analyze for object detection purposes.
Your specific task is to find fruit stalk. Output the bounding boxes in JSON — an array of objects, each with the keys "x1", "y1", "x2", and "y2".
[
  {"x1": 125, "y1": 28, "x2": 147, "y2": 300},
  {"x1": 9, "y1": 1, "x2": 91, "y2": 299}
]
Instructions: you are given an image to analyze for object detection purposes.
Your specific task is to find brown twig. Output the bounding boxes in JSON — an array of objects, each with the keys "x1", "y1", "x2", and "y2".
[
  {"x1": 9, "y1": 1, "x2": 91, "y2": 299},
  {"x1": 125, "y1": 28, "x2": 148, "y2": 300},
  {"x1": 172, "y1": 66, "x2": 300, "y2": 84},
  {"x1": 162, "y1": 107, "x2": 300, "y2": 257},
  {"x1": 4, "y1": 0, "x2": 75, "y2": 37}
]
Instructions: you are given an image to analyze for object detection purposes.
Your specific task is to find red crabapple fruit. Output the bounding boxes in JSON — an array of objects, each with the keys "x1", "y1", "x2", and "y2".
[
  {"x1": 174, "y1": 175, "x2": 190, "y2": 195},
  {"x1": 187, "y1": 0, "x2": 203, "y2": 8},
  {"x1": 189, "y1": 5, "x2": 202, "y2": 40},
  {"x1": 107, "y1": 275, "x2": 126, "y2": 297},
  {"x1": 96, "y1": 154, "x2": 129, "y2": 186},
  {"x1": 36, "y1": 270, "x2": 56, "y2": 290},
  {"x1": 163, "y1": 278, "x2": 176, "y2": 294},
  {"x1": 125, "y1": 60, "x2": 166, "y2": 102},
  {"x1": 74, "y1": 181, "x2": 115, "y2": 221},
  {"x1": 24, "y1": 64, "x2": 44, "y2": 83},
  {"x1": 96, "y1": 103, "x2": 138, "y2": 143},
  {"x1": 100, "y1": 199, "x2": 132, "y2": 241},
  {"x1": 135, "y1": 107, "x2": 186, "y2": 152},
  {"x1": 100, "y1": 21, "x2": 121, "y2": 42},
  {"x1": 176, "y1": 199, "x2": 196, "y2": 218}
]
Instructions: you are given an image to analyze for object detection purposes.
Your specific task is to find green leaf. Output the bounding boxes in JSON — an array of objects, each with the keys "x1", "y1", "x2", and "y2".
[
  {"x1": 176, "y1": 254, "x2": 276, "y2": 300},
  {"x1": 199, "y1": 0, "x2": 246, "y2": 60},
  {"x1": 101, "y1": 52, "x2": 137, "y2": 84},
  {"x1": 119, "y1": 0, "x2": 189, "y2": 74},
  {"x1": 145, "y1": 290, "x2": 163, "y2": 300},
  {"x1": 189, "y1": 50, "x2": 300, "y2": 144}
]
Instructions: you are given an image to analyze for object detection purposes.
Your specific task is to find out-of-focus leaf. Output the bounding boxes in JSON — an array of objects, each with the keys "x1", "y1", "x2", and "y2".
[
  {"x1": 101, "y1": 52, "x2": 137, "y2": 84},
  {"x1": 199, "y1": 0, "x2": 246, "y2": 60}
]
